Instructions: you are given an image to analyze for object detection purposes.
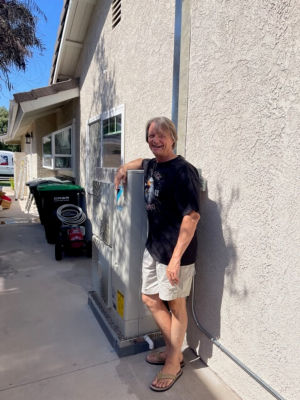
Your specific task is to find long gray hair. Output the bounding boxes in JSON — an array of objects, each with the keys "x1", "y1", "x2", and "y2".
[{"x1": 145, "y1": 117, "x2": 178, "y2": 149}]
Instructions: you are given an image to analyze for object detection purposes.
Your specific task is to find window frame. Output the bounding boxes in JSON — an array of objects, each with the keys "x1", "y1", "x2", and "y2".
[
  {"x1": 86, "y1": 105, "x2": 124, "y2": 193},
  {"x1": 42, "y1": 125, "x2": 73, "y2": 170}
]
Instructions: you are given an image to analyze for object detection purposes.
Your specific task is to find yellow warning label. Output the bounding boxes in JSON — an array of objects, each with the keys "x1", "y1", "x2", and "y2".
[{"x1": 117, "y1": 290, "x2": 124, "y2": 318}]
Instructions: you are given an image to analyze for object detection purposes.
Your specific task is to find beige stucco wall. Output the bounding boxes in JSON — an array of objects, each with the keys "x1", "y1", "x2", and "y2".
[
  {"x1": 33, "y1": 100, "x2": 77, "y2": 180},
  {"x1": 13, "y1": 152, "x2": 27, "y2": 198},
  {"x1": 186, "y1": 2, "x2": 300, "y2": 400},
  {"x1": 77, "y1": 0, "x2": 175, "y2": 188},
  {"x1": 72, "y1": 1, "x2": 299, "y2": 399}
]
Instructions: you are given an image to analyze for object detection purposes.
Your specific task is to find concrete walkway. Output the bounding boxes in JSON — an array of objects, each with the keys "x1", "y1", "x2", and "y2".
[{"x1": 0, "y1": 189, "x2": 241, "y2": 400}]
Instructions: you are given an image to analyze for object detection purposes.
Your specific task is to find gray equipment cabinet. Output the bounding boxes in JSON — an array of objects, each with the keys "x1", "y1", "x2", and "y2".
[{"x1": 88, "y1": 169, "x2": 163, "y2": 356}]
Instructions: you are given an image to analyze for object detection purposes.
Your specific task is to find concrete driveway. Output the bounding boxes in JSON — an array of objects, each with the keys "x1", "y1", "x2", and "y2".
[{"x1": 0, "y1": 188, "x2": 241, "y2": 400}]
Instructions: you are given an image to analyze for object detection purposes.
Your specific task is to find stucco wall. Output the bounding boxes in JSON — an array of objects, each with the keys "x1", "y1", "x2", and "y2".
[
  {"x1": 34, "y1": 101, "x2": 76, "y2": 179},
  {"x1": 186, "y1": 2, "x2": 300, "y2": 400},
  {"x1": 77, "y1": 0, "x2": 175, "y2": 188},
  {"x1": 73, "y1": 1, "x2": 299, "y2": 399}
]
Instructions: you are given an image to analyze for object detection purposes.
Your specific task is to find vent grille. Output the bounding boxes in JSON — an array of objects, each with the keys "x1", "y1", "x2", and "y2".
[{"x1": 112, "y1": 0, "x2": 121, "y2": 29}]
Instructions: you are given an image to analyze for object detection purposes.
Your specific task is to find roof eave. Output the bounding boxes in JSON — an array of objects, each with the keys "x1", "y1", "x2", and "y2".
[
  {"x1": 7, "y1": 79, "x2": 79, "y2": 142},
  {"x1": 50, "y1": 0, "x2": 96, "y2": 85}
]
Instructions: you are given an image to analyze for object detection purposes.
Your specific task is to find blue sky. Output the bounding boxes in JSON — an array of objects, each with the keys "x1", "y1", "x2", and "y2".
[{"x1": 0, "y1": 0, "x2": 64, "y2": 109}]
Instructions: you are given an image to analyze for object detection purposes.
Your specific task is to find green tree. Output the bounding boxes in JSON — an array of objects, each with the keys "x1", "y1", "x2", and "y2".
[
  {"x1": 0, "y1": 106, "x2": 20, "y2": 151},
  {"x1": 0, "y1": 106, "x2": 8, "y2": 135},
  {"x1": 0, "y1": 0, "x2": 46, "y2": 90}
]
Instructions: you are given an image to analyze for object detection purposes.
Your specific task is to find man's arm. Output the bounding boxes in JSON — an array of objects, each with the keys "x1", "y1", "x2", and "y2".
[
  {"x1": 114, "y1": 158, "x2": 144, "y2": 189},
  {"x1": 166, "y1": 210, "x2": 200, "y2": 285}
]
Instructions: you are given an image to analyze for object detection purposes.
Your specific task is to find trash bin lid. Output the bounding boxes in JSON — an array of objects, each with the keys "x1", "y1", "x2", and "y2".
[
  {"x1": 37, "y1": 183, "x2": 83, "y2": 191},
  {"x1": 26, "y1": 178, "x2": 72, "y2": 187}
]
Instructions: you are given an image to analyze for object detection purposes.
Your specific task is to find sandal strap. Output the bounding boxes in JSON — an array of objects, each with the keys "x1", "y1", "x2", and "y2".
[{"x1": 156, "y1": 372, "x2": 177, "y2": 381}]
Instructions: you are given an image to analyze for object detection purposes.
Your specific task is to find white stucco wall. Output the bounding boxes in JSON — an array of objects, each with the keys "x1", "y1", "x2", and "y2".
[
  {"x1": 77, "y1": 0, "x2": 175, "y2": 187},
  {"x1": 33, "y1": 102, "x2": 76, "y2": 180},
  {"x1": 186, "y1": 2, "x2": 300, "y2": 400},
  {"x1": 73, "y1": 1, "x2": 299, "y2": 399}
]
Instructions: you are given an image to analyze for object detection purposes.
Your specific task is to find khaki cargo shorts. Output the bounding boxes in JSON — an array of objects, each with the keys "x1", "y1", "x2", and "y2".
[{"x1": 141, "y1": 248, "x2": 195, "y2": 301}]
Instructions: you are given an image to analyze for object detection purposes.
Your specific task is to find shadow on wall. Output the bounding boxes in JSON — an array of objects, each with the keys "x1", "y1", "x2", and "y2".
[
  {"x1": 90, "y1": 36, "x2": 117, "y2": 118},
  {"x1": 79, "y1": 0, "x2": 117, "y2": 122},
  {"x1": 187, "y1": 185, "x2": 248, "y2": 364},
  {"x1": 80, "y1": 33, "x2": 117, "y2": 156},
  {"x1": 77, "y1": 0, "x2": 117, "y2": 183},
  {"x1": 79, "y1": 30, "x2": 117, "y2": 221}
]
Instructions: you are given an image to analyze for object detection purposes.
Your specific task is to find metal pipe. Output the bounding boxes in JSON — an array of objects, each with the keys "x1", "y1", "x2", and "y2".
[
  {"x1": 171, "y1": 0, "x2": 182, "y2": 130},
  {"x1": 191, "y1": 278, "x2": 286, "y2": 400},
  {"x1": 144, "y1": 334, "x2": 154, "y2": 350},
  {"x1": 171, "y1": 0, "x2": 191, "y2": 157}
]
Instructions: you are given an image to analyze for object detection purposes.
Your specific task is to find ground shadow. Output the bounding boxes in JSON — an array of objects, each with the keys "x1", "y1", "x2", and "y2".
[{"x1": 113, "y1": 347, "x2": 232, "y2": 400}]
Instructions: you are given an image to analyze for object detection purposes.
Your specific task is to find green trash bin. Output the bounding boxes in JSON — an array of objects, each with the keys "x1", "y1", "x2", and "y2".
[
  {"x1": 26, "y1": 178, "x2": 72, "y2": 224},
  {"x1": 37, "y1": 183, "x2": 85, "y2": 244}
]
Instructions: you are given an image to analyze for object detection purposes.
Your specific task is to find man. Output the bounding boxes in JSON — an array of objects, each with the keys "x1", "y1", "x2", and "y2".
[{"x1": 114, "y1": 116, "x2": 200, "y2": 392}]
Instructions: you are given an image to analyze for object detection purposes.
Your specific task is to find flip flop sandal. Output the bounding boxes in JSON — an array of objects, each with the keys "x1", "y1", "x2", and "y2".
[
  {"x1": 146, "y1": 351, "x2": 185, "y2": 368},
  {"x1": 150, "y1": 369, "x2": 183, "y2": 392}
]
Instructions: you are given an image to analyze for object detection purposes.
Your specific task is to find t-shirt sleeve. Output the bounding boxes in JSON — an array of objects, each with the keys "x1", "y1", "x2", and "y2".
[
  {"x1": 175, "y1": 164, "x2": 201, "y2": 217},
  {"x1": 142, "y1": 158, "x2": 151, "y2": 171}
]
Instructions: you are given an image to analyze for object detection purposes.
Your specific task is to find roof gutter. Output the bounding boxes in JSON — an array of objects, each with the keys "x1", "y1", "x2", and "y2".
[{"x1": 51, "y1": 0, "x2": 73, "y2": 84}]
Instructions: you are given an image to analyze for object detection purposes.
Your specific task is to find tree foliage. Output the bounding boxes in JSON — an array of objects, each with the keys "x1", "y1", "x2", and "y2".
[
  {"x1": 0, "y1": 106, "x2": 20, "y2": 150},
  {"x1": 0, "y1": 105, "x2": 8, "y2": 134},
  {"x1": 0, "y1": 0, "x2": 46, "y2": 90}
]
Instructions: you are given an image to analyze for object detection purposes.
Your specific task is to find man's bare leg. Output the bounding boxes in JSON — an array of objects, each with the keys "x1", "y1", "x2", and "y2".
[
  {"x1": 142, "y1": 294, "x2": 187, "y2": 389},
  {"x1": 142, "y1": 293, "x2": 172, "y2": 355}
]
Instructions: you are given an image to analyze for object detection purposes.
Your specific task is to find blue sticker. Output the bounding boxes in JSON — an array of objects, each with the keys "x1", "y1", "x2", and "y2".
[{"x1": 116, "y1": 185, "x2": 124, "y2": 210}]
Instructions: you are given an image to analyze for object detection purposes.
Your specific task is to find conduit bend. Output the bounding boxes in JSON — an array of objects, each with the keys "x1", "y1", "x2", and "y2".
[{"x1": 191, "y1": 278, "x2": 286, "y2": 400}]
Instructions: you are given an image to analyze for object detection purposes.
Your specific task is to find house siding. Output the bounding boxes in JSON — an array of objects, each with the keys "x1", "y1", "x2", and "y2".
[
  {"x1": 33, "y1": 100, "x2": 77, "y2": 180},
  {"x1": 55, "y1": 1, "x2": 299, "y2": 400},
  {"x1": 77, "y1": 0, "x2": 175, "y2": 188},
  {"x1": 186, "y1": 2, "x2": 300, "y2": 400}
]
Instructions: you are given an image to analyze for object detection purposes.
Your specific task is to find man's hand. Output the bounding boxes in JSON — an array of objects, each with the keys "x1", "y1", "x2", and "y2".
[
  {"x1": 114, "y1": 166, "x2": 127, "y2": 190},
  {"x1": 114, "y1": 158, "x2": 144, "y2": 190},
  {"x1": 166, "y1": 211, "x2": 200, "y2": 285},
  {"x1": 166, "y1": 257, "x2": 181, "y2": 286}
]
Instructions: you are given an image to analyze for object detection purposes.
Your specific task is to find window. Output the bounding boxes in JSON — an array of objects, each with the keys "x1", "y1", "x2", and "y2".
[
  {"x1": 87, "y1": 105, "x2": 124, "y2": 192},
  {"x1": 101, "y1": 106, "x2": 124, "y2": 168},
  {"x1": 102, "y1": 113, "x2": 122, "y2": 167},
  {"x1": 42, "y1": 135, "x2": 53, "y2": 167},
  {"x1": 0, "y1": 155, "x2": 8, "y2": 165},
  {"x1": 42, "y1": 126, "x2": 72, "y2": 169}
]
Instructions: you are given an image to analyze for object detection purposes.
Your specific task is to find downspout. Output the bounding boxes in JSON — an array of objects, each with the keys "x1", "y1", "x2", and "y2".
[
  {"x1": 171, "y1": 0, "x2": 191, "y2": 157},
  {"x1": 172, "y1": 3, "x2": 287, "y2": 400}
]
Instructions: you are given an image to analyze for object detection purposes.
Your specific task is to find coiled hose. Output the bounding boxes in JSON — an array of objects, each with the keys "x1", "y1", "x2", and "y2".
[{"x1": 56, "y1": 204, "x2": 86, "y2": 226}]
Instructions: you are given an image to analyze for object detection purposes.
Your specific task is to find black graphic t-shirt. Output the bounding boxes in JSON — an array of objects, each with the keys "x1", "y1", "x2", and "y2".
[{"x1": 142, "y1": 155, "x2": 201, "y2": 266}]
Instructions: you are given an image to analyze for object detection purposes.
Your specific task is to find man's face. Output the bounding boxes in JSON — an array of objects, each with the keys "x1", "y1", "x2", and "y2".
[{"x1": 147, "y1": 122, "x2": 174, "y2": 161}]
